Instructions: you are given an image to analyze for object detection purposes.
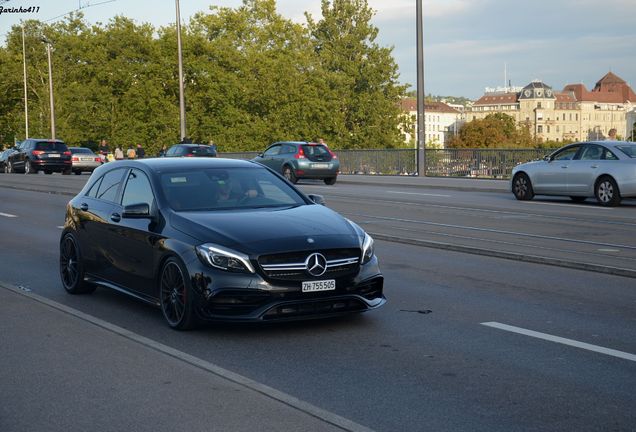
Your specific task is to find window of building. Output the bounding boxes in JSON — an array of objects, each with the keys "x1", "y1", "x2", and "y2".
[
  {"x1": 538, "y1": 125, "x2": 543, "y2": 133},
  {"x1": 537, "y1": 102, "x2": 542, "y2": 108},
  {"x1": 576, "y1": 114, "x2": 578, "y2": 121},
  {"x1": 547, "y1": 126, "x2": 550, "y2": 133}
]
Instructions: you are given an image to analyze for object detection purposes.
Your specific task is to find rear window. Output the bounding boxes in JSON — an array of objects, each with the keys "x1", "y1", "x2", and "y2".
[
  {"x1": 35, "y1": 141, "x2": 68, "y2": 152},
  {"x1": 301, "y1": 144, "x2": 330, "y2": 156},
  {"x1": 71, "y1": 147, "x2": 94, "y2": 154},
  {"x1": 616, "y1": 145, "x2": 636, "y2": 158},
  {"x1": 190, "y1": 146, "x2": 216, "y2": 156}
]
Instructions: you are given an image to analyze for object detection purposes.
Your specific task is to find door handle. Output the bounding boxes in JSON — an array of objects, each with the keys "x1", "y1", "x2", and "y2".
[
  {"x1": 80, "y1": 203, "x2": 88, "y2": 211},
  {"x1": 561, "y1": 166, "x2": 568, "y2": 169},
  {"x1": 590, "y1": 165, "x2": 598, "y2": 169},
  {"x1": 110, "y1": 213, "x2": 121, "y2": 223}
]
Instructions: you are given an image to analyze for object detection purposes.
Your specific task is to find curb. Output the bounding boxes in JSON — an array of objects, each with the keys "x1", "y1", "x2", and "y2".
[
  {"x1": 0, "y1": 282, "x2": 375, "y2": 432},
  {"x1": 0, "y1": 183, "x2": 77, "y2": 196},
  {"x1": 337, "y1": 177, "x2": 508, "y2": 193},
  {"x1": 370, "y1": 232, "x2": 636, "y2": 279}
]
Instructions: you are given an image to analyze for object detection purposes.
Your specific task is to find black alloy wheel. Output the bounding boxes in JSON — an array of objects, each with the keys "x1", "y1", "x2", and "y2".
[
  {"x1": 324, "y1": 177, "x2": 337, "y2": 185},
  {"x1": 570, "y1": 196, "x2": 587, "y2": 203},
  {"x1": 159, "y1": 258, "x2": 197, "y2": 330},
  {"x1": 59, "y1": 234, "x2": 95, "y2": 294},
  {"x1": 595, "y1": 176, "x2": 621, "y2": 207},
  {"x1": 283, "y1": 165, "x2": 298, "y2": 184},
  {"x1": 512, "y1": 173, "x2": 534, "y2": 201}
]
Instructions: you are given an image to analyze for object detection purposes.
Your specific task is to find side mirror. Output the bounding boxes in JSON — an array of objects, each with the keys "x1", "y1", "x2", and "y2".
[
  {"x1": 257, "y1": 153, "x2": 264, "y2": 158},
  {"x1": 307, "y1": 194, "x2": 325, "y2": 206},
  {"x1": 122, "y1": 202, "x2": 152, "y2": 219},
  {"x1": 543, "y1": 155, "x2": 552, "y2": 162}
]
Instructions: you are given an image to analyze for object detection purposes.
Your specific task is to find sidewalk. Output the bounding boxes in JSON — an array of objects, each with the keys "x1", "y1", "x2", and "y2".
[
  {"x1": 0, "y1": 285, "x2": 367, "y2": 432},
  {"x1": 337, "y1": 174, "x2": 509, "y2": 193}
]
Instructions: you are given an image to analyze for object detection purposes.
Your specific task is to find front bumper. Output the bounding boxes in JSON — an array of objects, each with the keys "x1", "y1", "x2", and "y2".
[{"x1": 186, "y1": 254, "x2": 384, "y2": 322}]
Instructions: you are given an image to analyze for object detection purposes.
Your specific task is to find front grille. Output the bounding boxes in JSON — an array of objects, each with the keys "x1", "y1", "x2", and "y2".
[
  {"x1": 259, "y1": 248, "x2": 360, "y2": 281},
  {"x1": 262, "y1": 298, "x2": 366, "y2": 320}
]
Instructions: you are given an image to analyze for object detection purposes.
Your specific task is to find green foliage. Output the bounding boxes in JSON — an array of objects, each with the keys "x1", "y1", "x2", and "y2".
[
  {"x1": 447, "y1": 113, "x2": 537, "y2": 148},
  {"x1": 0, "y1": 1, "x2": 407, "y2": 153}
]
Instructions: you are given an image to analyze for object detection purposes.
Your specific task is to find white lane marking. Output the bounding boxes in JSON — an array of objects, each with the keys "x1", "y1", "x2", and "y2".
[
  {"x1": 387, "y1": 191, "x2": 451, "y2": 198},
  {"x1": 598, "y1": 248, "x2": 620, "y2": 253},
  {"x1": 0, "y1": 212, "x2": 18, "y2": 218},
  {"x1": 482, "y1": 322, "x2": 636, "y2": 363},
  {"x1": 520, "y1": 201, "x2": 612, "y2": 210}
]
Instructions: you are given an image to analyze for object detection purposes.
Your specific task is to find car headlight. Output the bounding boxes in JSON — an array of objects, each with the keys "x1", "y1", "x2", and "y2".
[
  {"x1": 196, "y1": 244, "x2": 255, "y2": 273},
  {"x1": 361, "y1": 233, "x2": 374, "y2": 265}
]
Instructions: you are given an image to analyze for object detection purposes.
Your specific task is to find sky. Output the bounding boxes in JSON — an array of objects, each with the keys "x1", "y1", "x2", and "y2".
[{"x1": 1, "y1": 0, "x2": 635, "y2": 99}]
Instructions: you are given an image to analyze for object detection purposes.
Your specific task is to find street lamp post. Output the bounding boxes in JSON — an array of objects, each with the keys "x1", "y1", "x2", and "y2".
[
  {"x1": 22, "y1": 25, "x2": 29, "y2": 139},
  {"x1": 42, "y1": 37, "x2": 55, "y2": 140},
  {"x1": 175, "y1": 0, "x2": 186, "y2": 141},
  {"x1": 416, "y1": 0, "x2": 426, "y2": 176}
]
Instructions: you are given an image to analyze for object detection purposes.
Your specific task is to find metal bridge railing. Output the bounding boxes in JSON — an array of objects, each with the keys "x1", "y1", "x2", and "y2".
[{"x1": 219, "y1": 148, "x2": 555, "y2": 180}]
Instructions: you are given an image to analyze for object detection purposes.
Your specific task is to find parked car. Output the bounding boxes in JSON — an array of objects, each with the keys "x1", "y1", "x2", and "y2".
[
  {"x1": 164, "y1": 143, "x2": 217, "y2": 158},
  {"x1": 511, "y1": 141, "x2": 636, "y2": 206},
  {"x1": 59, "y1": 158, "x2": 384, "y2": 329},
  {"x1": 1, "y1": 148, "x2": 19, "y2": 173},
  {"x1": 69, "y1": 147, "x2": 102, "y2": 175},
  {"x1": 252, "y1": 141, "x2": 340, "y2": 185},
  {"x1": 6, "y1": 138, "x2": 72, "y2": 175}
]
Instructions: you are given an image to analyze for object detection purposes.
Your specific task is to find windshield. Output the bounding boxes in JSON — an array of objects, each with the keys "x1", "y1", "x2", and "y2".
[
  {"x1": 161, "y1": 167, "x2": 306, "y2": 211},
  {"x1": 71, "y1": 147, "x2": 94, "y2": 154},
  {"x1": 616, "y1": 145, "x2": 636, "y2": 158}
]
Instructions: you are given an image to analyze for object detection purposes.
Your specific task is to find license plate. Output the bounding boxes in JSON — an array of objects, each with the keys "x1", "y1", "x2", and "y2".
[
  {"x1": 302, "y1": 279, "x2": 336, "y2": 292},
  {"x1": 313, "y1": 163, "x2": 329, "y2": 169},
  {"x1": 80, "y1": 157, "x2": 93, "y2": 161},
  {"x1": 48, "y1": 154, "x2": 60, "y2": 158}
]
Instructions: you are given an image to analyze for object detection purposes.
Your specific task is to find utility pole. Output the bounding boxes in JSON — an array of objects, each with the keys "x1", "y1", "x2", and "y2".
[
  {"x1": 416, "y1": 0, "x2": 426, "y2": 176},
  {"x1": 22, "y1": 25, "x2": 29, "y2": 139},
  {"x1": 42, "y1": 37, "x2": 55, "y2": 140},
  {"x1": 175, "y1": 0, "x2": 186, "y2": 141}
]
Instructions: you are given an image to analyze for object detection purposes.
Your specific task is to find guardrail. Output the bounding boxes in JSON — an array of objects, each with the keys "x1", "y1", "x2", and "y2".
[{"x1": 219, "y1": 148, "x2": 556, "y2": 179}]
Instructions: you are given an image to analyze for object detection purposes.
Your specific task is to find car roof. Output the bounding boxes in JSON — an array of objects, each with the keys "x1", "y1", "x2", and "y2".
[
  {"x1": 272, "y1": 141, "x2": 323, "y2": 146},
  {"x1": 108, "y1": 157, "x2": 257, "y2": 172}
]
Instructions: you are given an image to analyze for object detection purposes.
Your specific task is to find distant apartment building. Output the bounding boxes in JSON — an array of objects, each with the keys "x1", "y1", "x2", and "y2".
[
  {"x1": 469, "y1": 72, "x2": 636, "y2": 142},
  {"x1": 399, "y1": 99, "x2": 463, "y2": 147}
]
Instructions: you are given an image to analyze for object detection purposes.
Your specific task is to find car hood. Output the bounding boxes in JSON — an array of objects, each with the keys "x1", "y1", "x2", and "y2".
[
  {"x1": 170, "y1": 204, "x2": 362, "y2": 255},
  {"x1": 514, "y1": 159, "x2": 545, "y2": 171}
]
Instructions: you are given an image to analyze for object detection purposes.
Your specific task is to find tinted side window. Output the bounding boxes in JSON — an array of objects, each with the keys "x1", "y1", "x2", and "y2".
[
  {"x1": 603, "y1": 148, "x2": 619, "y2": 160},
  {"x1": 553, "y1": 146, "x2": 580, "y2": 161},
  {"x1": 86, "y1": 176, "x2": 103, "y2": 198},
  {"x1": 282, "y1": 144, "x2": 296, "y2": 154},
  {"x1": 579, "y1": 145, "x2": 603, "y2": 161},
  {"x1": 121, "y1": 169, "x2": 154, "y2": 207},
  {"x1": 166, "y1": 146, "x2": 178, "y2": 156},
  {"x1": 263, "y1": 145, "x2": 280, "y2": 156},
  {"x1": 96, "y1": 168, "x2": 125, "y2": 202}
]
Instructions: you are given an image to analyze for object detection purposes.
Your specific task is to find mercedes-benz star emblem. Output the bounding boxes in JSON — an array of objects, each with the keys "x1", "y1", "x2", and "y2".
[{"x1": 305, "y1": 253, "x2": 327, "y2": 277}]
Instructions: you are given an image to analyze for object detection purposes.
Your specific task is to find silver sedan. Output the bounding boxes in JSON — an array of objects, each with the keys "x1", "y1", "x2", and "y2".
[
  {"x1": 511, "y1": 141, "x2": 636, "y2": 206},
  {"x1": 69, "y1": 147, "x2": 102, "y2": 175}
]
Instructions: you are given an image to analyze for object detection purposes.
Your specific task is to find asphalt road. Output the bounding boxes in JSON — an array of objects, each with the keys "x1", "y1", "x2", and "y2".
[{"x1": 1, "y1": 172, "x2": 635, "y2": 431}]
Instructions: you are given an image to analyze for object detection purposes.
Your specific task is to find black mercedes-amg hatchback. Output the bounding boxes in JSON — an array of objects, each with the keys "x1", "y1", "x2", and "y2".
[{"x1": 59, "y1": 158, "x2": 384, "y2": 329}]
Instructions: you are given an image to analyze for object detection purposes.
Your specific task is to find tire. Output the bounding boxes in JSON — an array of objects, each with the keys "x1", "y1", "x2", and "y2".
[
  {"x1": 282, "y1": 165, "x2": 298, "y2": 184},
  {"x1": 44, "y1": 170, "x2": 53, "y2": 175},
  {"x1": 59, "y1": 233, "x2": 96, "y2": 294},
  {"x1": 595, "y1": 176, "x2": 621, "y2": 207},
  {"x1": 324, "y1": 177, "x2": 337, "y2": 185},
  {"x1": 24, "y1": 160, "x2": 36, "y2": 174},
  {"x1": 569, "y1": 196, "x2": 586, "y2": 203},
  {"x1": 159, "y1": 257, "x2": 198, "y2": 330},
  {"x1": 512, "y1": 173, "x2": 534, "y2": 201},
  {"x1": 74, "y1": 171, "x2": 82, "y2": 175}
]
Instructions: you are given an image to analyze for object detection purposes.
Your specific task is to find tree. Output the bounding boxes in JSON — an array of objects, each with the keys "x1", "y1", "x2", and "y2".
[
  {"x1": 306, "y1": 0, "x2": 407, "y2": 149},
  {"x1": 447, "y1": 113, "x2": 536, "y2": 148}
]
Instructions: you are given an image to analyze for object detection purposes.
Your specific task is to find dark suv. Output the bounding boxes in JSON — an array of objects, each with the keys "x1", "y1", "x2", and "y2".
[
  {"x1": 6, "y1": 139, "x2": 72, "y2": 174},
  {"x1": 164, "y1": 144, "x2": 217, "y2": 158},
  {"x1": 252, "y1": 141, "x2": 340, "y2": 185}
]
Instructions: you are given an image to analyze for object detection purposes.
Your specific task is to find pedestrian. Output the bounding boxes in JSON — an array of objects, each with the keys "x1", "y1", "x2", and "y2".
[
  {"x1": 126, "y1": 146, "x2": 136, "y2": 159},
  {"x1": 115, "y1": 146, "x2": 124, "y2": 160},
  {"x1": 98, "y1": 139, "x2": 110, "y2": 155},
  {"x1": 607, "y1": 128, "x2": 617, "y2": 140},
  {"x1": 158, "y1": 145, "x2": 168, "y2": 157},
  {"x1": 136, "y1": 144, "x2": 146, "y2": 159}
]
